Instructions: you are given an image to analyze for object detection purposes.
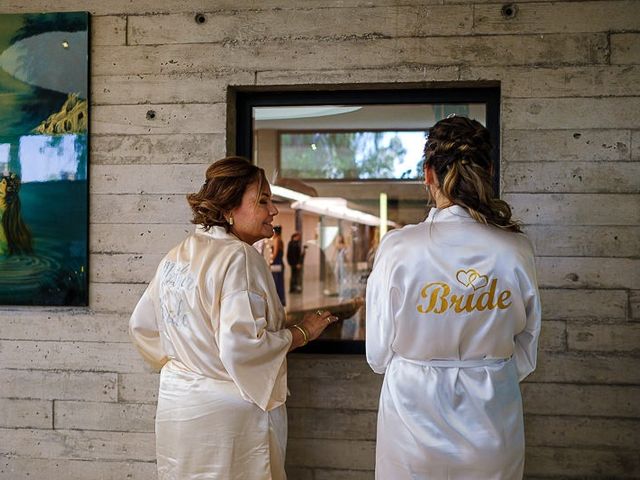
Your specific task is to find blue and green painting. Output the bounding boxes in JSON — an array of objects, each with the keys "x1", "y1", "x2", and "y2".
[{"x1": 0, "y1": 12, "x2": 88, "y2": 305}]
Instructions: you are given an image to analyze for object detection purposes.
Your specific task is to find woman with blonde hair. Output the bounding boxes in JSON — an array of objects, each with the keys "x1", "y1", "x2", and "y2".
[
  {"x1": 366, "y1": 116, "x2": 541, "y2": 479},
  {"x1": 130, "y1": 156, "x2": 337, "y2": 479}
]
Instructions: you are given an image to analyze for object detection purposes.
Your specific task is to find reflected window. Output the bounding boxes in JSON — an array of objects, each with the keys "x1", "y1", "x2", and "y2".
[
  {"x1": 236, "y1": 88, "x2": 500, "y2": 353},
  {"x1": 280, "y1": 130, "x2": 425, "y2": 180}
]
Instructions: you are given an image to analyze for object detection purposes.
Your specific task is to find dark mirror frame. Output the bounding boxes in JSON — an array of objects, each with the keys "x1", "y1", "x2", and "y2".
[{"x1": 235, "y1": 86, "x2": 501, "y2": 354}]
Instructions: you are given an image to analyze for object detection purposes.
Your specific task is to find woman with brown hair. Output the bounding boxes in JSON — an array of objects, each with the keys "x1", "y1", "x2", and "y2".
[
  {"x1": 130, "y1": 156, "x2": 337, "y2": 480},
  {"x1": 366, "y1": 117, "x2": 541, "y2": 479}
]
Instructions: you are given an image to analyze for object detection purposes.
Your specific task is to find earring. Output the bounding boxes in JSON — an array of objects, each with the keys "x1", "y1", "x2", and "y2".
[{"x1": 228, "y1": 216, "x2": 234, "y2": 226}]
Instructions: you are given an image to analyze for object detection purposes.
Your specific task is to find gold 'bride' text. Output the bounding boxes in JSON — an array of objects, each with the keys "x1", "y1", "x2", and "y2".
[{"x1": 417, "y1": 278, "x2": 511, "y2": 314}]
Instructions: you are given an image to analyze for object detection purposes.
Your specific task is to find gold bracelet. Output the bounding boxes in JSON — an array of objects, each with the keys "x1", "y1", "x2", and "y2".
[{"x1": 292, "y1": 324, "x2": 309, "y2": 346}]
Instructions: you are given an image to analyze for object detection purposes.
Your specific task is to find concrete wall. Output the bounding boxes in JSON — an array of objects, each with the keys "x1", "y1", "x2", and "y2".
[{"x1": 1, "y1": 1, "x2": 639, "y2": 478}]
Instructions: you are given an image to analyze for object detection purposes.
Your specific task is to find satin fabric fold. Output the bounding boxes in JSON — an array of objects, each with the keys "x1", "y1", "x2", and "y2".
[
  {"x1": 130, "y1": 226, "x2": 292, "y2": 479},
  {"x1": 156, "y1": 362, "x2": 287, "y2": 480},
  {"x1": 366, "y1": 206, "x2": 541, "y2": 479}
]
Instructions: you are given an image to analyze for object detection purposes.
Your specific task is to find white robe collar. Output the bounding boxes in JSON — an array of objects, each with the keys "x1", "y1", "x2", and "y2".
[
  {"x1": 426, "y1": 205, "x2": 475, "y2": 223},
  {"x1": 195, "y1": 225, "x2": 237, "y2": 240}
]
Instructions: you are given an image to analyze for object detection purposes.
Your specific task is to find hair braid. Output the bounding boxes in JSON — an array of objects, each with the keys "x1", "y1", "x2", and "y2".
[{"x1": 424, "y1": 116, "x2": 522, "y2": 233}]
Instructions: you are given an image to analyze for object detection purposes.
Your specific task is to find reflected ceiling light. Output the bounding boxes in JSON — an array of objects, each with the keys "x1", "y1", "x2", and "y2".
[
  {"x1": 291, "y1": 197, "x2": 397, "y2": 228},
  {"x1": 270, "y1": 185, "x2": 312, "y2": 203},
  {"x1": 271, "y1": 185, "x2": 397, "y2": 227},
  {"x1": 61, "y1": 40, "x2": 69, "y2": 48},
  {"x1": 254, "y1": 106, "x2": 361, "y2": 121}
]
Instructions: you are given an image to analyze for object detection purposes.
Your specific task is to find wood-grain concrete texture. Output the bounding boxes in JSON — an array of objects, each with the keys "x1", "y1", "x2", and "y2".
[{"x1": 0, "y1": 0, "x2": 638, "y2": 478}]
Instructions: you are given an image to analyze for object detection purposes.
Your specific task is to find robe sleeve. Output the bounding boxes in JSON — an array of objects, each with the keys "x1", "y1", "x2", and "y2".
[
  {"x1": 129, "y1": 277, "x2": 169, "y2": 370},
  {"x1": 366, "y1": 235, "x2": 398, "y2": 374},
  {"x1": 219, "y1": 289, "x2": 293, "y2": 411},
  {"x1": 513, "y1": 246, "x2": 542, "y2": 381}
]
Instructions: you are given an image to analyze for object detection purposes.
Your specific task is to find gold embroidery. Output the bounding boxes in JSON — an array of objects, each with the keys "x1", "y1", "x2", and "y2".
[
  {"x1": 417, "y1": 270, "x2": 512, "y2": 315},
  {"x1": 455, "y1": 268, "x2": 488, "y2": 290},
  {"x1": 418, "y1": 282, "x2": 450, "y2": 314}
]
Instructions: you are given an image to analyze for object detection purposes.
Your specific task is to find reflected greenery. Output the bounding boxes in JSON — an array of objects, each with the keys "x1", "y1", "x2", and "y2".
[{"x1": 281, "y1": 131, "x2": 424, "y2": 180}]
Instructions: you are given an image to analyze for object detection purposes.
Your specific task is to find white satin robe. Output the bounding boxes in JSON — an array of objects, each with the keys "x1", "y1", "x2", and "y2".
[
  {"x1": 366, "y1": 206, "x2": 541, "y2": 480},
  {"x1": 130, "y1": 226, "x2": 293, "y2": 480}
]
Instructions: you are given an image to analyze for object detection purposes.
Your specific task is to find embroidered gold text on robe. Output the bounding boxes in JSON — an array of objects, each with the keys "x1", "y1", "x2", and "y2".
[{"x1": 366, "y1": 206, "x2": 541, "y2": 480}]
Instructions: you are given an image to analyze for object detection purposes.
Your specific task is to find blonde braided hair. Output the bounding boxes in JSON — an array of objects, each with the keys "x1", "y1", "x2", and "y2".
[{"x1": 424, "y1": 116, "x2": 522, "y2": 233}]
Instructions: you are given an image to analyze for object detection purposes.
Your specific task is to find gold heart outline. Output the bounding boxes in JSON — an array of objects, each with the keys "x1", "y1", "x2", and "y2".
[{"x1": 456, "y1": 268, "x2": 489, "y2": 291}]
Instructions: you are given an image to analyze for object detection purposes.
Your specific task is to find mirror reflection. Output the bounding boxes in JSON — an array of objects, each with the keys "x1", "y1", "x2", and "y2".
[{"x1": 252, "y1": 103, "x2": 487, "y2": 343}]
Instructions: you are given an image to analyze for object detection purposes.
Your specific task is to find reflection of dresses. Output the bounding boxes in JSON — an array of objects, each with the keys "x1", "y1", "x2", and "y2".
[
  {"x1": 130, "y1": 226, "x2": 292, "y2": 480},
  {"x1": 271, "y1": 238, "x2": 286, "y2": 306},
  {"x1": 334, "y1": 246, "x2": 347, "y2": 297},
  {"x1": 286, "y1": 239, "x2": 303, "y2": 293},
  {"x1": 366, "y1": 206, "x2": 541, "y2": 479}
]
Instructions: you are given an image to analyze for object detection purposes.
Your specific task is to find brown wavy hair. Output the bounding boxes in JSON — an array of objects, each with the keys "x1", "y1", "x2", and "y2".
[
  {"x1": 1, "y1": 173, "x2": 33, "y2": 255},
  {"x1": 186, "y1": 156, "x2": 268, "y2": 231},
  {"x1": 424, "y1": 116, "x2": 522, "y2": 233}
]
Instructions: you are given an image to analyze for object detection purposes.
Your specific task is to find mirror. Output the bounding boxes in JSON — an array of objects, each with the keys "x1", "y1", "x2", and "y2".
[{"x1": 236, "y1": 88, "x2": 499, "y2": 352}]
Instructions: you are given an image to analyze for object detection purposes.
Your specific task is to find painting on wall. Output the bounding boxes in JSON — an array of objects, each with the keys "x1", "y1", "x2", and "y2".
[{"x1": 0, "y1": 12, "x2": 89, "y2": 305}]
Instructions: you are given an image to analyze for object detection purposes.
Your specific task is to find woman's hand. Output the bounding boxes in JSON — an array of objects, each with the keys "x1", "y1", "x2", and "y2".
[
  {"x1": 300, "y1": 309, "x2": 338, "y2": 341},
  {"x1": 288, "y1": 309, "x2": 338, "y2": 350}
]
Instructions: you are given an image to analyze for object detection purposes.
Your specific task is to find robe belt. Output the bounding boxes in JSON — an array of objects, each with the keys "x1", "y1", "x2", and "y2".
[{"x1": 394, "y1": 355, "x2": 510, "y2": 368}]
